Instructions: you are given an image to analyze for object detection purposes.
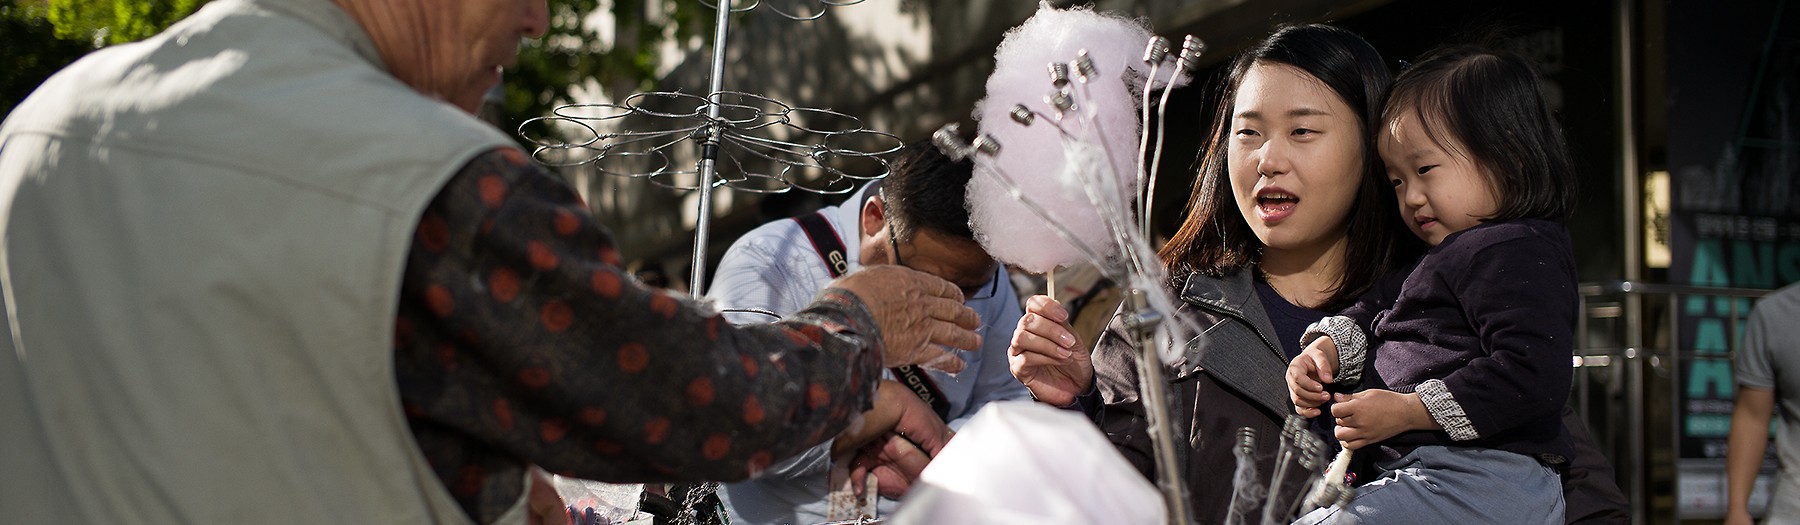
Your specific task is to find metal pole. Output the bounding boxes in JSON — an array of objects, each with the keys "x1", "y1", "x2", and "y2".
[
  {"x1": 1121, "y1": 289, "x2": 1193, "y2": 525},
  {"x1": 1615, "y1": 0, "x2": 1646, "y2": 520},
  {"x1": 1668, "y1": 292, "x2": 1682, "y2": 524},
  {"x1": 689, "y1": 0, "x2": 733, "y2": 298},
  {"x1": 1577, "y1": 294, "x2": 1590, "y2": 422}
]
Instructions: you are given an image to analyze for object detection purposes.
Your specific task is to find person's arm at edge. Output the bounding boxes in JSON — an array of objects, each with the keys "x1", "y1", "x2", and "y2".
[
  {"x1": 398, "y1": 148, "x2": 882, "y2": 484},
  {"x1": 704, "y1": 223, "x2": 841, "y2": 480},
  {"x1": 1724, "y1": 386, "x2": 1774, "y2": 524},
  {"x1": 1726, "y1": 298, "x2": 1781, "y2": 525}
]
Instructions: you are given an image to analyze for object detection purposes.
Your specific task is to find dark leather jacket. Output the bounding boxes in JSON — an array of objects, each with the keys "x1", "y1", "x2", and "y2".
[{"x1": 1082, "y1": 267, "x2": 1628, "y2": 524}]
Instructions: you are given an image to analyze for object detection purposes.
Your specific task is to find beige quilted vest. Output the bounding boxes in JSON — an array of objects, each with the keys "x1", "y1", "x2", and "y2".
[{"x1": 0, "y1": 0, "x2": 522, "y2": 522}]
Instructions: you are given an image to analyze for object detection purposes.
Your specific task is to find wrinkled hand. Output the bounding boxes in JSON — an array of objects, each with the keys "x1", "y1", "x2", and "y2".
[
  {"x1": 833, "y1": 380, "x2": 954, "y2": 457},
  {"x1": 1331, "y1": 389, "x2": 1436, "y2": 450},
  {"x1": 1007, "y1": 295, "x2": 1093, "y2": 407},
  {"x1": 1287, "y1": 337, "x2": 1339, "y2": 418},
  {"x1": 832, "y1": 265, "x2": 982, "y2": 374},
  {"x1": 834, "y1": 380, "x2": 952, "y2": 499},
  {"x1": 850, "y1": 434, "x2": 934, "y2": 499},
  {"x1": 526, "y1": 466, "x2": 565, "y2": 525}
]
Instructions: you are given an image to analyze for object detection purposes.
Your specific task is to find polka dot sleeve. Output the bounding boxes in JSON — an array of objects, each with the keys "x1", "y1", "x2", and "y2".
[{"x1": 394, "y1": 148, "x2": 883, "y2": 522}]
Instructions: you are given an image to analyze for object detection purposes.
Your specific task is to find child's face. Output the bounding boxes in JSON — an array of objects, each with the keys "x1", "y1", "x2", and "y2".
[{"x1": 1378, "y1": 109, "x2": 1501, "y2": 246}]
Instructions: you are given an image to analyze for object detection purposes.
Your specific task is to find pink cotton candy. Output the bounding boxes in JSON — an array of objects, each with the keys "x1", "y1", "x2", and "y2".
[{"x1": 966, "y1": 2, "x2": 1182, "y2": 274}]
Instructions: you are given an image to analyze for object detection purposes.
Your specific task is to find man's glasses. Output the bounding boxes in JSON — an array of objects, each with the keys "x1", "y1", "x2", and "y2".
[
  {"x1": 887, "y1": 220, "x2": 1001, "y2": 301},
  {"x1": 887, "y1": 221, "x2": 905, "y2": 267}
]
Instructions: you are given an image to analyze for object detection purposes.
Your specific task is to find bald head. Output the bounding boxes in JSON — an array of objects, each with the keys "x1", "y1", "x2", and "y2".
[{"x1": 332, "y1": 0, "x2": 548, "y2": 113}]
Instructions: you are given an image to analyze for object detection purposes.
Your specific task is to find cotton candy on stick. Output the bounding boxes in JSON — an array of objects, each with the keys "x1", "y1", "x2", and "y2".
[{"x1": 965, "y1": 2, "x2": 1182, "y2": 274}]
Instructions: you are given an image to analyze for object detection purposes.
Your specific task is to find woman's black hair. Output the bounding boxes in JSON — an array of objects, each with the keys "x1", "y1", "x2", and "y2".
[
  {"x1": 1158, "y1": 23, "x2": 1422, "y2": 309},
  {"x1": 1383, "y1": 45, "x2": 1577, "y2": 222}
]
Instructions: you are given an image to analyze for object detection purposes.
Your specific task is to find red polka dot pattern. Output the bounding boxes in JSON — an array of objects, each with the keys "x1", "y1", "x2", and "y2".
[
  {"x1": 806, "y1": 384, "x2": 830, "y2": 410},
  {"x1": 540, "y1": 419, "x2": 568, "y2": 443},
  {"x1": 783, "y1": 328, "x2": 810, "y2": 347},
  {"x1": 796, "y1": 324, "x2": 826, "y2": 344},
  {"x1": 554, "y1": 209, "x2": 580, "y2": 237},
  {"x1": 528, "y1": 241, "x2": 559, "y2": 270},
  {"x1": 395, "y1": 148, "x2": 890, "y2": 520},
  {"x1": 740, "y1": 354, "x2": 759, "y2": 376},
  {"x1": 488, "y1": 267, "x2": 520, "y2": 303},
  {"x1": 747, "y1": 452, "x2": 773, "y2": 476},
  {"x1": 541, "y1": 300, "x2": 573, "y2": 332},
  {"x1": 686, "y1": 377, "x2": 714, "y2": 407},
  {"x1": 499, "y1": 148, "x2": 528, "y2": 167},
  {"x1": 426, "y1": 285, "x2": 455, "y2": 317},
  {"x1": 742, "y1": 396, "x2": 764, "y2": 425},
  {"x1": 649, "y1": 293, "x2": 678, "y2": 319},
  {"x1": 478, "y1": 175, "x2": 507, "y2": 208},
  {"x1": 590, "y1": 269, "x2": 622, "y2": 299},
  {"x1": 418, "y1": 214, "x2": 449, "y2": 253},
  {"x1": 702, "y1": 434, "x2": 731, "y2": 460},
  {"x1": 617, "y1": 343, "x2": 648, "y2": 373},
  {"x1": 643, "y1": 417, "x2": 670, "y2": 445},
  {"x1": 579, "y1": 407, "x2": 606, "y2": 427}
]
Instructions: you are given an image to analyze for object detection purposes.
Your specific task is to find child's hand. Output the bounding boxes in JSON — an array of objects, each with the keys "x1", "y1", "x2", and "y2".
[
  {"x1": 1286, "y1": 336, "x2": 1339, "y2": 418},
  {"x1": 1330, "y1": 389, "x2": 1437, "y2": 450}
]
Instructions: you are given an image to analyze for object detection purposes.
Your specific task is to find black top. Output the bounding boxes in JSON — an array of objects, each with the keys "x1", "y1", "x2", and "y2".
[
  {"x1": 1343, "y1": 219, "x2": 1576, "y2": 462},
  {"x1": 1254, "y1": 277, "x2": 1340, "y2": 446},
  {"x1": 1254, "y1": 277, "x2": 1328, "y2": 361}
]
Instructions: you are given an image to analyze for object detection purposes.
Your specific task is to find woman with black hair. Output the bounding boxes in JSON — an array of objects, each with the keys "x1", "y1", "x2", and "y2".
[
  {"x1": 1008, "y1": 24, "x2": 1627, "y2": 524},
  {"x1": 1011, "y1": 23, "x2": 1418, "y2": 523}
]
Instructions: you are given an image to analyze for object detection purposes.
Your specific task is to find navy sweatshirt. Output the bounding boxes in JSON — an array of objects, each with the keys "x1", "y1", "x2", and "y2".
[{"x1": 1340, "y1": 219, "x2": 1575, "y2": 464}]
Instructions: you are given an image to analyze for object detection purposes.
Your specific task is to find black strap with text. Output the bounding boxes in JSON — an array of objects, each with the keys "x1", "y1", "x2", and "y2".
[{"x1": 791, "y1": 212, "x2": 952, "y2": 420}]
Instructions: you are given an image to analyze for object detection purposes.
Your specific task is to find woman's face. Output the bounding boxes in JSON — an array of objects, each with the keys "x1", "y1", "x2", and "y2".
[{"x1": 1226, "y1": 62, "x2": 1366, "y2": 257}]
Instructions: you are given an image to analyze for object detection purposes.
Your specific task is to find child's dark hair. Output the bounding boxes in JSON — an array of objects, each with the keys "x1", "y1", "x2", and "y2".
[{"x1": 1385, "y1": 45, "x2": 1577, "y2": 222}]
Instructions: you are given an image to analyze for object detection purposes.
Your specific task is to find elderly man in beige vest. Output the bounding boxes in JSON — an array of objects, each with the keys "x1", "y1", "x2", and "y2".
[{"x1": 0, "y1": 0, "x2": 982, "y2": 523}]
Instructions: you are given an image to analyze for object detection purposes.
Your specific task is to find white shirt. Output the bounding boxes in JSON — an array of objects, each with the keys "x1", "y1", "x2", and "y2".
[{"x1": 707, "y1": 184, "x2": 1030, "y2": 524}]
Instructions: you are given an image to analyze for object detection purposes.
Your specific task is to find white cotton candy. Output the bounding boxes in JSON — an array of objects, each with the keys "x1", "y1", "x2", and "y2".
[{"x1": 965, "y1": 2, "x2": 1184, "y2": 274}]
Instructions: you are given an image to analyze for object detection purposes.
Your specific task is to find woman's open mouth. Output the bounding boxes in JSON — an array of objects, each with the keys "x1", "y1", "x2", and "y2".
[{"x1": 1255, "y1": 190, "x2": 1298, "y2": 223}]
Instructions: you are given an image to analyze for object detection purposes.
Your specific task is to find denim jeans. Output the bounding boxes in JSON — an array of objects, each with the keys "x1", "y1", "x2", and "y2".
[{"x1": 1294, "y1": 445, "x2": 1564, "y2": 525}]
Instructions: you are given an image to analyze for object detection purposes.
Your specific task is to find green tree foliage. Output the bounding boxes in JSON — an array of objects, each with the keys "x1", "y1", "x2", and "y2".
[
  {"x1": 4, "y1": 0, "x2": 690, "y2": 134},
  {"x1": 505, "y1": 0, "x2": 705, "y2": 145},
  {"x1": 2, "y1": 0, "x2": 209, "y2": 115},
  {"x1": 2, "y1": 1, "x2": 94, "y2": 112},
  {"x1": 46, "y1": 0, "x2": 204, "y2": 46}
]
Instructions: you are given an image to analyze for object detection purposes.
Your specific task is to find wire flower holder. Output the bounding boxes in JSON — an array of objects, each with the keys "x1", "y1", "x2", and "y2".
[
  {"x1": 519, "y1": 2, "x2": 897, "y2": 524},
  {"x1": 518, "y1": 0, "x2": 901, "y2": 298}
]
